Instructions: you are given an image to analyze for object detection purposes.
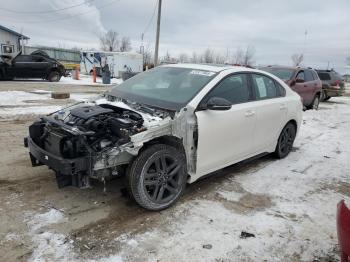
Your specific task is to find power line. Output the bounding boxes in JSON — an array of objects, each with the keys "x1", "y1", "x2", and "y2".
[
  {"x1": 142, "y1": 0, "x2": 158, "y2": 36},
  {"x1": 1, "y1": 0, "x2": 118, "y2": 24},
  {"x1": 0, "y1": 0, "x2": 95, "y2": 14}
]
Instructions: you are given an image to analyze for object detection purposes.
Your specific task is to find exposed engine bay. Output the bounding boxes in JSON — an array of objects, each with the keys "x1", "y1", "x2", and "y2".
[{"x1": 25, "y1": 96, "x2": 178, "y2": 188}]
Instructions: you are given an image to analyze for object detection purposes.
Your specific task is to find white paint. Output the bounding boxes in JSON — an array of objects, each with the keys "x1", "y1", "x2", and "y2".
[{"x1": 193, "y1": 67, "x2": 302, "y2": 180}]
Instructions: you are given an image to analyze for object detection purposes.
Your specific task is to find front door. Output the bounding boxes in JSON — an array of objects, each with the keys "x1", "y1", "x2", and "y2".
[
  {"x1": 30, "y1": 56, "x2": 50, "y2": 78},
  {"x1": 195, "y1": 73, "x2": 256, "y2": 177},
  {"x1": 11, "y1": 55, "x2": 31, "y2": 78}
]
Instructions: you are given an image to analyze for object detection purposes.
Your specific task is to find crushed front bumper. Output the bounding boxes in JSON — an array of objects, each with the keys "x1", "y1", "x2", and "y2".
[{"x1": 25, "y1": 137, "x2": 91, "y2": 187}]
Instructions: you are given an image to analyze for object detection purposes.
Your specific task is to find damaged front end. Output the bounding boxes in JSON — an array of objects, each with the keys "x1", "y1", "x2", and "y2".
[{"x1": 24, "y1": 96, "x2": 173, "y2": 188}]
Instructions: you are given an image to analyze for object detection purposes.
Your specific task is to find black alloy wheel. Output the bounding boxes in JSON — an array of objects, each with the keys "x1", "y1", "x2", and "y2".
[
  {"x1": 128, "y1": 144, "x2": 187, "y2": 210},
  {"x1": 275, "y1": 123, "x2": 296, "y2": 159}
]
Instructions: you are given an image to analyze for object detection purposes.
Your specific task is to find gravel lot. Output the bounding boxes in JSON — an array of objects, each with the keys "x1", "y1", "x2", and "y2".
[{"x1": 0, "y1": 81, "x2": 350, "y2": 261}]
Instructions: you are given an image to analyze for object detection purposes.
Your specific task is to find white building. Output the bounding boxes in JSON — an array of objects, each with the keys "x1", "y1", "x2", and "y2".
[
  {"x1": 0, "y1": 25, "x2": 29, "y2": 56},
  {"x1": 80, "y1": 51, "x2": 143, "y2": 78}
]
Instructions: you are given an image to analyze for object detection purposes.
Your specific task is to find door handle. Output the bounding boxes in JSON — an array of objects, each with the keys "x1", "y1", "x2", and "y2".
[
  {"x1": 280, "y1": 104, "x2": 287, "y2": 110},
  {"x1": 245, "y1": 110, "x2": 255, "y2": 117}
]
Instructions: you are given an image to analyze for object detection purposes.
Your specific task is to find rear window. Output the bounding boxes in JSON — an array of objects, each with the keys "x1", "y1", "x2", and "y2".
[{"x1": 318, "y1": 72, "x2": 331, "y2": 81}]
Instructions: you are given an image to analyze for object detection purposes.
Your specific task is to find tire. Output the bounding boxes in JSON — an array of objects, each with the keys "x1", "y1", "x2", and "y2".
[
  {"x1": 320, "y1": 90, "x2": 326, "y2": 101},
  {"x1": 48, "y1": 71, "x2": 61, "y2": 82},
  {"x1": 275, "y1": 122, "x2": 296, "y2": 159},
  {"x1": 127, "y1": 144, "x2": 187, "y2": 210},
  {"x1": 311, "y1": 94, "x2": 320, "y2": 110},
  {"x1": 324, "y1": 96, "x2": 331, "y2": 101}
]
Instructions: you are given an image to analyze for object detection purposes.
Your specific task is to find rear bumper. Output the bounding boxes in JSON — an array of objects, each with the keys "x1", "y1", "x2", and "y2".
[
  {"x1": 323, "y1": 88, "x2": 345, "y2": 97},
  {"x1": 26, "y1": 137, "x2": 90, "y2": 176}
]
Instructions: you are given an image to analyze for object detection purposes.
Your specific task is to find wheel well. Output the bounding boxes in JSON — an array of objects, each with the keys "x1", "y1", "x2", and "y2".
[
  {"x1": 47, "y1": 69, "x2": 59, "y2": 78},
  {"x1": 287, "y1": 119, "x2": 297, "y2": 130},
  {"x1": 140, "y1": 136, "x2": 185, "y2": 154}
]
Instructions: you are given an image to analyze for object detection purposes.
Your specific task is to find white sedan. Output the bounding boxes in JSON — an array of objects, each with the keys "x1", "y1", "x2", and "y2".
[{"x1": 26, "y1": 64, "x2": 302, "y2": 210}]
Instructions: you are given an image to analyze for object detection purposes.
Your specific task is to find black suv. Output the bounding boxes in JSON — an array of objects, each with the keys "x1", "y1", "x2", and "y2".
[
  {"x1": 316, "y1": 69, "x2": 345, "y2": 101},
  {"x1": 0, "y1": 52, "x2": 65, "y2": 82}
]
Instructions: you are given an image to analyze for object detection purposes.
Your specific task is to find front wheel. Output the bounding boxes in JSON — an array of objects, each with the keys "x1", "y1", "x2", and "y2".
[
  {"x1": 275, "y1": 123, "x2": 296, "y2": 159},
  {"x1": 127, "y1": 144, "x2": 187, "y2": 210},
  {"x1": 48, "y1": 71, "x2": 61, "y2": 82}
]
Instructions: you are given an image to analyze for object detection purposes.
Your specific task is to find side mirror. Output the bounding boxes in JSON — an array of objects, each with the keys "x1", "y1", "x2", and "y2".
[
  {"x1": 295, "y1": 78, "x2": 305, "y2": 83},
  {"x1": 202, "y1": 97, "x2": 232, "y2": 111}
]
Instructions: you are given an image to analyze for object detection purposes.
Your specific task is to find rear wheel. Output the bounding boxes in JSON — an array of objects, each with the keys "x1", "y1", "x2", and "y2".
[
  {"x1": 48, "y1": 71, "x2": 61, "y2": 82},
  {"x1": 275, "y1": 123, "x2": 296, "y2": 159},
  {"x1": 311, "y1": 95, "x2": 320, "y2": 110},
  {"x1": 127, "y1": 144, "x2": 187, "y2": 210}
]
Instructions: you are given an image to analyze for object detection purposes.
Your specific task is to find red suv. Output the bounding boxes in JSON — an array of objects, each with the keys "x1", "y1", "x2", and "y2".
[{"x1": 261, "y1": 66, "x2": 322, "y2": 110}]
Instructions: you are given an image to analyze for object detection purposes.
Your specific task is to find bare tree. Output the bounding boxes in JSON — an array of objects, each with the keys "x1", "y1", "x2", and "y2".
[
  {"x1": 100, "y1": 30, "x2": 119, "y2": 51},
  {"x1": 119, "y1": 37, "x2": 132, "y2": 52},
  {"x1": 214, "y1": 53, "x2": 225, "y2": 64},
  {"x1": 143, "y1": 44, "x2": 153, "y2": 66},
  {"x1": 178, "y1": 53, "x2": 189, "y2": 63},
  {"x1": 191, "y1": 51, "x2": 200, "y2": 63},
  {"x1": 242, "y1": 46, "x2": 255, "y2": 66},
  {"x1": 291, "y1": 53, "x2": 304, "y2": 66},
  {"x1": 163, "y1": 51, "x2": 171, "y2": 62},
  {"x1": 203, "y1": 48, "x2": 214, "y2": 63},
  {"x1": 232, "y1": 47, "x2": 244, "y2": 64}
]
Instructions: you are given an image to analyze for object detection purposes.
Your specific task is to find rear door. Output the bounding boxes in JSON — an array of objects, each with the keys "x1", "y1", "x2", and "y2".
[
  {"x1": 293, "y1": 70, "x2": 313, "y2": 105},
  {"x1": 195, "y1": 73, "x2": 256, "y2": 176},
  {"x1": 305, "y1": 69, "x2": 318, "y2": 100},
  {"x1": 250, "y1": 73, "x2": 288, "y2": 152}
]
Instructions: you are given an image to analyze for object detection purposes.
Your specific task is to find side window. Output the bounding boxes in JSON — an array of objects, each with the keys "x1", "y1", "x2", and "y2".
[
  {"x1": 251, "y1": 74, "x2": 279, "y2": 99},
  {"x1": 311, "y1": 70, "x2": 319, "y2": 80},
  {"x1": 304, "y1": 70, "x2": 314, "y2": 82},
  {"x1": 15, "y1": 56, "x2": 31, "y2": 62},
  {"x1": 205, "y1": 74, "x2": 250, "y2": 104},
  {"x1": 32, "y1": 56, "x2": 46, "y2": 62},
  {"x1": 296, "y1": 71, "x2": 305, "y2": 81},
  {"x1": 276, "y1": 82, "x2": 286, "y2": 96}
]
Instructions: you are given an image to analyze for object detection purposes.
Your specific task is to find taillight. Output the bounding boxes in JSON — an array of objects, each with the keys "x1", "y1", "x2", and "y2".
[{"x1": 332, "y1": 80, "x2": 341, "y2": 87}]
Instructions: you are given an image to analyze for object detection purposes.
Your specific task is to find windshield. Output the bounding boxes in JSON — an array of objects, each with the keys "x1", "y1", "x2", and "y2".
[
  {"x1": 261, "y1": 68, "x2": 295, "y2": 81},
  {"x1": 110, "y1": 67, "x2": 217, "y2": 111}
]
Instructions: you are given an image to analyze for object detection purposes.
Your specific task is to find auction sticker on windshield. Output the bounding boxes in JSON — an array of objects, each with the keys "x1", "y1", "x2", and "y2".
[{"x1": 190, "y1": 70, "x2": 216, "y2": 77}]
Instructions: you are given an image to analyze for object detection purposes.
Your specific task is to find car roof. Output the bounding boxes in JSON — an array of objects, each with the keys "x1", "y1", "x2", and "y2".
[
  {"x1": 261, "y1": 65, "x2": 318, "y2": 71},
  {"x1": 161, "y1": 63, "x2": 254, "y2": 73}
]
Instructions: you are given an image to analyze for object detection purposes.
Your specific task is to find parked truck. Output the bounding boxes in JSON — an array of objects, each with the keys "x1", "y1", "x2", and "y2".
[{"x1": 80, "y1": 51, "x2": 143, "y2": 78}]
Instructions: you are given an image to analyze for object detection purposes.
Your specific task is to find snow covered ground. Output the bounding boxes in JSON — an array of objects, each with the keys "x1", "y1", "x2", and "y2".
[
  {"x1": 60, "y1": 74, "x2": 123, "y2": 86},
  {"x1": 0, "y1": 90, "x2": 99, "y2": 120},
  {"x1": 13, "y1": 74, "x2": 123, "y2": 86},
  {"x1": 15, "y1": 97, "x2": 350, "y2": 261}
]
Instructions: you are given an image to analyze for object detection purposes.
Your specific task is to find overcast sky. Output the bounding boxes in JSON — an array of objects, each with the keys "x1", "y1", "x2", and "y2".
[{"x1": 1, "y1": 0, "x2": 349, "y2": 73}]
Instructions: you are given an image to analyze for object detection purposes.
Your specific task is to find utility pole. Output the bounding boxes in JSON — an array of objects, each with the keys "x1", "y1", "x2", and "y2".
[
  {"x1": 154, "y1": 0, "x2": 162, "y2": 66},
  {"x1": 140, "y1": 33, "x2": 145, "y2": 69}
]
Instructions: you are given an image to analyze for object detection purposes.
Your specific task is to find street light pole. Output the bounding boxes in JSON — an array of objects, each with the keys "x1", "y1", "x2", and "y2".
[{"x1": 154, "y1": 0, "x2": 162, "y2": 66}]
